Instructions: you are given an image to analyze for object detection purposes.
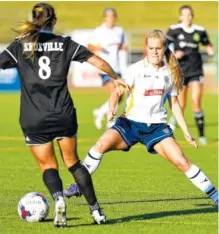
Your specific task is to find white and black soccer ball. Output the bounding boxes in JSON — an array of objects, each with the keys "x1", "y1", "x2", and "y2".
[{"x1": 18, "y1": 192, "x2": 49, "y2": 222}]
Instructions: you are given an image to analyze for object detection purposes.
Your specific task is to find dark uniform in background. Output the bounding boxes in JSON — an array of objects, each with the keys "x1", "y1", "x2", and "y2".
[
  {"x1": 166, "y1": 23, "x2": 212, "y2": 86},
  {"x1": 0, "y1": 31, "x2": 93, "y2": 144}
]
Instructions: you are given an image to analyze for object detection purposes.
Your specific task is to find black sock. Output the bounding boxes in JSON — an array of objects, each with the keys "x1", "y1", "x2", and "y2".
[
  {"x1": 68, "y1": 161, "x2": 100, "y2": 210},
  {"x1": 194, "y1": 111, "x2": 204, "y2": 137},
  {"x1": 43, "y1": 168, "x2": 63, "y2": 200}
]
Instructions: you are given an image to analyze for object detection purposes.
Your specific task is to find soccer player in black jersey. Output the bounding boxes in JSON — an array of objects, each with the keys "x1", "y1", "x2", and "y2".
[
  {"x1": 0, "y1": 3, "x2": 126, "y2": 227},
  {"x1": 166, "y1": 5, "x2": 214, "y2": 145}
]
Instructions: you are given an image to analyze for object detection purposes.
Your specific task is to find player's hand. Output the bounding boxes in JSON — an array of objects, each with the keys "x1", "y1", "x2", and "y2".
[
  {"x1": 113, "y1": 79, "x2": 129, "y2": 92},
  {"x1": 184, "y1": 133, "x2": 198, "y2": 148},
  {"x1": 107, "y1": 109, "x2": 117, "y2": 122},
  {"x1": 175, "y1": 50, "x2": 185, "y2": 59}
]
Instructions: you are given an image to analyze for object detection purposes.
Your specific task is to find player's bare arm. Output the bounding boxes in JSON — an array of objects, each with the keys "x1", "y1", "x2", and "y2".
[
  {"x1": 87, "y1": 54, "x2": 120, "y2": 80},
  {"x1": 168, "y1": 96, "x2": 197, "y2": 148},
  {"x1": 108, "y1": 85, "x2": 125, "y2": 122}
]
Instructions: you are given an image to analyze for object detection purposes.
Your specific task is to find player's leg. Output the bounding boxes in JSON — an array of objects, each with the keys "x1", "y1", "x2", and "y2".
[
  {"x1": 64, "y1": 129, "x2": 128, "y2": 198},
  {"x1": 83, "y1": 128, "x2": 128, "y2": 173},
  {"x1": 27, "y1": 137, "x2": 66, "y2": 228},
  {"x1": 57, "y1": 135, "x2": 108, "y2": 224},
  {"x1": 153, "y1": 137, "x2": 218, "y2": 207},
  {"x1": 64, "y1": 117, "x2": 132, "y2": 198},
  {"x1": 189, "y1": 79, "x2": 206, "y2": 145},
  {"x1": 169, "y1": 85, "x2": 188, "y2": 130}
]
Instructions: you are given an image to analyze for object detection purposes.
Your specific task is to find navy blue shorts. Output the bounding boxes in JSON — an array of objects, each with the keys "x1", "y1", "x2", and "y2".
[
  {"x1": 112, "y1": 117, "x2": 174, "y2": 154},
  {"x1": 100, "y1": 73, "x2": 121, "y2": 85}
]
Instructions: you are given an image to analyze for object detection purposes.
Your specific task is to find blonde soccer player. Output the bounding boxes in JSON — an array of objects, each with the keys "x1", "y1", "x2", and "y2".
[{"x1": 64, "y1": 30, "x2": 218, "y2": 209}]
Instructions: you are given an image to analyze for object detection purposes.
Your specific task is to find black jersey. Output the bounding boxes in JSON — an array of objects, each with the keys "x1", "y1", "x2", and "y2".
[
  {"x1": 0, "y1": 32, "x2": 93, "y2": 133},
  {"x1": 166, "y1": 23, "x2": 211, "y2": 78}
]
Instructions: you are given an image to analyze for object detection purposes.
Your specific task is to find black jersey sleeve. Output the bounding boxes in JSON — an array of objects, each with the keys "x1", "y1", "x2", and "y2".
[
  {"x1": 0, "y1": 40, "x2": 18, "y2": 69},
  {"x1": 166, "y1": 28, "x2": 177, "y2": 45},
  {"x1": 200, "y1": 30, "x2": 211, "y2": 46},
  {"x1": 70, "y1": 40, "x2": 94, "y2": 63}
]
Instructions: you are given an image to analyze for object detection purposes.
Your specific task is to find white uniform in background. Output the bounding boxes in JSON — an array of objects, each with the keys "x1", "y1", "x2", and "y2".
[
  {"x1": 88, "y1": 23, "x2": 128, "y2": 76},
  {"x1": 89, "y1": 23, "x2": 128, "y2": 130}
]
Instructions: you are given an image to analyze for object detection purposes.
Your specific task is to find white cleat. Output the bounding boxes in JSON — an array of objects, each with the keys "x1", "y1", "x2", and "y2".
[
  {"x1": 54, "y1": 196, "x2": 67, "y2": 228},
  {"x1": 199, "y1": 136, "x2": 208, "y2": 145},
  {"x1": 93, "y1": 109, "x2": 104, "y2": 130},
  {"x1": 92, "y1": 209, "x2": 106, "y2": 224}
]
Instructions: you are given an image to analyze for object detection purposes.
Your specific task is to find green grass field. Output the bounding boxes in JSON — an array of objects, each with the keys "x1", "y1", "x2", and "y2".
[{"x1": 0, "y1": 89, "x2": 218, "y2": 234}]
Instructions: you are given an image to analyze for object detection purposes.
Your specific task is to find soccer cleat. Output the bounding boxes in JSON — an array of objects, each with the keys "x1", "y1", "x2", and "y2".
[
  {"x1": 63, "y1": 183, "x2": 82, "y2": 198},
  {"x1": 199, "y1": 136, "x2": 208, "y2": 145},
  {"x1": 168, "y1": 115, "x2": 177, "y2": 131},
  {"x1": 92, "y1": 208, "x2": 106, "y2": 224},
  {"x1": 93, "y1": 109, "x2": 104, "y2": 130},
  {"x1": 53, "y1": 196, "x2": 67, "y2": 228}
]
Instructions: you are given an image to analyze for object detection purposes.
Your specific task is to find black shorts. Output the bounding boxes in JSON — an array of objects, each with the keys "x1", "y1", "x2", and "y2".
[
  {"x1": 23, "y1": 128, "x2": 77, "y2": 146},
  {"x1": 183, "y1": 75, "x2": 204, "y2": 86}
]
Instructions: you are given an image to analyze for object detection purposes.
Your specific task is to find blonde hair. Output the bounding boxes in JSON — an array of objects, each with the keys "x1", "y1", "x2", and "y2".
[
  {"x1": 145, "y1": 29, "x2": 184, "y2": 92},
  {"x1": 13, "y1": 3, "x2": 56, "y2": 57}
]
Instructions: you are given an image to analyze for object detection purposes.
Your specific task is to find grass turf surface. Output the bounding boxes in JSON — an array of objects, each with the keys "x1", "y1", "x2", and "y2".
[{"x1": 0, "y1": 89, "x2": 218, "y2": 233}]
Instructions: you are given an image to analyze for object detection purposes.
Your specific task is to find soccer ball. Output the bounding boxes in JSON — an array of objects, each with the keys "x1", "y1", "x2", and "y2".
[{"x1": 18, "y1": 192, "x2": 49, "y2": 222}]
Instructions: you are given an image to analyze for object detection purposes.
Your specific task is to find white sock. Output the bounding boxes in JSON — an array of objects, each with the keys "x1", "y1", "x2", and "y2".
[
  {"x1": 83, "y1": 147, "x2": 104, "y2": 174},
  {"x1": 97, "y1": 100, "x2": 109, "y2": 116},
  {"x1": 185, "y1": 164, "x2": 218, "y2": 202}
]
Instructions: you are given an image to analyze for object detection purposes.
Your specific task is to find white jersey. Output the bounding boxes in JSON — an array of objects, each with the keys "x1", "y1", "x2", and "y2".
[
  {"x1": 122, "y1": 57, "x2": 178, "y2": 124},
  {"x1": 88, "y1": 23, "x2": 127, "y2": 74}
]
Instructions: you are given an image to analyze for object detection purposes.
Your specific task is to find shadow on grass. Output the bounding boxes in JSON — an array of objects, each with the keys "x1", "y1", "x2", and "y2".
[
  {"x1": 43, "y1": 217, "x2": 80, "y2": 223},
  {"x1": 76, "y1": 196, "x2": 208, "y2": 207},
  {"x1": 106, "y1": 207, "x2": 217, "y2": 225},
  {"x1": 99, "y1": 196, "x2": 208, "y2": 206},
  {"x1": 66, "y1": 206, "x2": 217, "y2": 228}
]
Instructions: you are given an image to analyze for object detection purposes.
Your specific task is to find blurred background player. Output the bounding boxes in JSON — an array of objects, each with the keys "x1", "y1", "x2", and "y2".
[
  {"x1": 88, "y1": 7, "x2": 128, "y2": 129},
  {"x1": 64, "y1": 30, "x2": 218, "y2": 208},
  {"x1": 0, "y1": 2, "x2": 126, "y2": 227},
  {"x1": 166, "y1": 5, "x2": 214, "y2": 145}
]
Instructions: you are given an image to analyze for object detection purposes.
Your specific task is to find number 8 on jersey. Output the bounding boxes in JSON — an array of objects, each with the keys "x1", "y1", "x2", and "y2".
[{"x1": 38, "y1": 56, "x2": 51, "y2": 79}]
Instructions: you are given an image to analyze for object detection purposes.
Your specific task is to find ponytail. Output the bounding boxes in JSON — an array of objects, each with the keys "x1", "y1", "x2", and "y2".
[
  {"x1": 13, "y1": 3, "x2": 56, "y2": 57},
  {"x1": 165, "y1": 47, "x2": 183, "y2": 92}
]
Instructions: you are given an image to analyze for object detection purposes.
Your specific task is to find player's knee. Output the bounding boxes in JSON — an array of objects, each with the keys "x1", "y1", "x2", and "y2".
[
  {"x1": 175, "y1": 158, "x2": 191, "y2": 172},
  {"x1": 94, "y1": 138, "x2": 111, "y2": 154},
  {"x1": 94, "y1": 141, "x2": 106, "y2": 154}
]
